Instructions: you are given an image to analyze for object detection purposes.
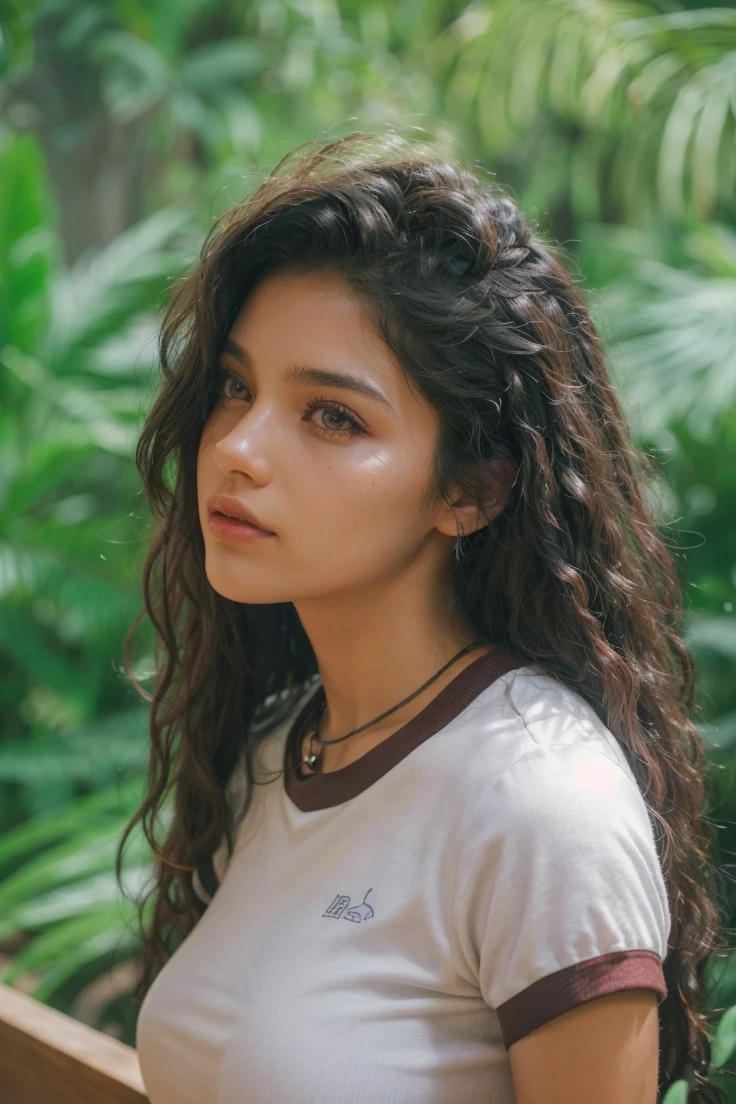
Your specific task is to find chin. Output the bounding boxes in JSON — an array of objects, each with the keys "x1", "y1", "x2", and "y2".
[
  {"x1": 207, "y1": 580, "x2": 289, "y2": 606},
  {"x1": 201, "y1": 560, "x2": 280, "y2": 605}
]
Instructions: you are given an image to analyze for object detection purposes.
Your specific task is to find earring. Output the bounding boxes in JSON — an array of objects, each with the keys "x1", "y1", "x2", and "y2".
[{"x1": 454, "y1": 524, "x2": 466, "y2": 563}]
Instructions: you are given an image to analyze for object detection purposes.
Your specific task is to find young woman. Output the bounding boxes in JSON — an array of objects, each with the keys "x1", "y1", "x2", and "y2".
[{"x1": 120, "y1": 132, "x2": 728, "y2": 1104}]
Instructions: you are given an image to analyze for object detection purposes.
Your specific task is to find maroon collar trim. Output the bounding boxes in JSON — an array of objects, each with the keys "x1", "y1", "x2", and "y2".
[{"x1": 282, "y1": 646, "x2": 527, "y2": 812}]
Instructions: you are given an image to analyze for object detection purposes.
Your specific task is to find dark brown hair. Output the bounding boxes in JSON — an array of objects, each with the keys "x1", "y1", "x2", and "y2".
[{"x1": 118, "y1": 131, "x2": 731, "y2": 1101}]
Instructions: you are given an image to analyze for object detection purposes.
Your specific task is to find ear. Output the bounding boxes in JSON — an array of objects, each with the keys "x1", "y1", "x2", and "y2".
[{"x1": 435, "y1": 456, "x2": 519, "y2": 540}]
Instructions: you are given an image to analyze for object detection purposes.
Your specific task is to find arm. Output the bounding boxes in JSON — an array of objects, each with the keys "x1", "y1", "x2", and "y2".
[{"x1": 508, "y1": 990, "x2": 660, "y2": 1104}]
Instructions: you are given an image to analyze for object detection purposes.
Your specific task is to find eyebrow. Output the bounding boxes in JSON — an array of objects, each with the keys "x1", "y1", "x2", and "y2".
[{"x1": 221, "y1": 338, "x2": 393, "y2": 411}]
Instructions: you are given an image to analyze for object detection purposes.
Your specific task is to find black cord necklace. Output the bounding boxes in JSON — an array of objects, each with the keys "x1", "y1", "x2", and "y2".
[{"x1": 298, "y1": 637, "x2": 487, "y2": 775}]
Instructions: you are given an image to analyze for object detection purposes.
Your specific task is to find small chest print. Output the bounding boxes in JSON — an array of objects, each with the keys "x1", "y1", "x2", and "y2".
[{"x1": 322, "y1": 887, "x2": 374, "y2": 923}]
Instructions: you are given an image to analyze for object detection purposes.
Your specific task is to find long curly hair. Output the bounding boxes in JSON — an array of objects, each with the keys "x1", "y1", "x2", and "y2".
[{"x1": 118, "y1": 131, "x2": 731, "y2": 1102}]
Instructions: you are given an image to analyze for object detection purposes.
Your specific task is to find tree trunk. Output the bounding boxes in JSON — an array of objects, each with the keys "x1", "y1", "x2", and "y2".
[{"x1": 3, "y1": 8, "x2": 153, "y2": 266}]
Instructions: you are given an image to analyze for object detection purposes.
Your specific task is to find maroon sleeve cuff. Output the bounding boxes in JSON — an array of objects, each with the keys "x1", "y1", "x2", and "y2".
[{"x1": 496, "y1": 949, "x2": 667, "y2": 1049}]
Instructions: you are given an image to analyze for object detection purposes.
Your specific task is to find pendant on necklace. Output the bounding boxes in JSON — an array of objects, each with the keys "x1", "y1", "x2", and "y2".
[
  {"x1": 300, "y1": 700, "x2": 326, "y2": 776},
  {"x1": 302, "y1": 727, "x2": 321, "y2": 772}
]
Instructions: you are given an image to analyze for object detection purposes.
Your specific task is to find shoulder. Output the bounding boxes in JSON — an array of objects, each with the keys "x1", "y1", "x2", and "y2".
[
  {"x1": 463, "y1": 664, "x2": 654, "y2": 849},
  {"x1": 503, "y1": 664, "x2": 635, "y2": 778},
  {"x1": 443, "y1": 663, "x2": 640, "y2": 816}
]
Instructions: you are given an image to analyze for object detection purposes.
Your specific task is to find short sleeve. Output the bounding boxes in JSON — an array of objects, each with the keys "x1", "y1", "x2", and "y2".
[{"x1": 451, "y1": 743, "x2": 671, "y2": 1049}]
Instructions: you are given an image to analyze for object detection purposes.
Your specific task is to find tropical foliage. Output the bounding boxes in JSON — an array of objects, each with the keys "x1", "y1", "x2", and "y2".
[{"x1": 0, "y1": 0, "x2": 734, "y2": 1096}]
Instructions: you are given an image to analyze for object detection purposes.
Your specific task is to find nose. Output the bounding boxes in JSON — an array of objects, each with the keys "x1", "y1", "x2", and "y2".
[{"x1": 211, "y1": 404, "x2": 274, "y2": 484}]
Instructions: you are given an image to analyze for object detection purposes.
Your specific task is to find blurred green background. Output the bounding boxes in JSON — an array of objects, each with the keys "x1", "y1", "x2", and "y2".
[{"x1": 0, "y1": 0, "x2": 735, "y2": 1097}]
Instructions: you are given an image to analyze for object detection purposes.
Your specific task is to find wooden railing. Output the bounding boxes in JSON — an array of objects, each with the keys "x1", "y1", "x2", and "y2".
[{"x1": 0, "y1": 983, "x2": 148, "y2": 1103}]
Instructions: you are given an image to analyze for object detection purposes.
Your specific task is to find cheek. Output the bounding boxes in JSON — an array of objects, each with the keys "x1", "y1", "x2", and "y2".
[{"x1": 289, "y1": 448, "x2": 431, "y2": 558}]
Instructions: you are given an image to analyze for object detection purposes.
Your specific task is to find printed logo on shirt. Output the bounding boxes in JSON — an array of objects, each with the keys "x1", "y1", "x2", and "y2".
[{"x1": 322, "y1": 888, "x2": 374, "y2": 923}]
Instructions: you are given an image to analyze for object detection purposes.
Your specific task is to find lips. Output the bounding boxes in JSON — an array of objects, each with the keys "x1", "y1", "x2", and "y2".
[{"x1": 207, "y1": 494, "x2": 274, "y2": 533}]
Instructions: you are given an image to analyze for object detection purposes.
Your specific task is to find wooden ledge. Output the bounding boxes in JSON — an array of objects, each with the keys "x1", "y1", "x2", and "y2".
[{"x1": 0, "y1": 982, "x2": 148, "y2": 1103}]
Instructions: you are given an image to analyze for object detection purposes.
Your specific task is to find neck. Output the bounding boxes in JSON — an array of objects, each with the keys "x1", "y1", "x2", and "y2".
[{"x1": 292, "y1": 564, "x2": 486, "y2": 766}]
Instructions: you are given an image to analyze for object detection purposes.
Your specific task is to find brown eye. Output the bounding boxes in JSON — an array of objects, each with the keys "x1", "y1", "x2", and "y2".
[
  {"x1": 217, "y1": 371, "x2": 249, "y2": 401},
  {"x1": 303, "y1": 396, "x2": 366, "y2": 438}
]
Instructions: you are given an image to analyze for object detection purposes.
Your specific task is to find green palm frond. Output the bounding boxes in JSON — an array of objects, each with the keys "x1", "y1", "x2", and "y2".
[
  {"x1": 0, "y1": 136, "x2": 186, "y2": 743},
  {"x1": 1, "y1": 907, "x2": 142, "y2": 1001},
  {"x1": 0, "y1": 825, "x2": 138, "y2": 915},
  {"x1": 0, "y1": 780, "x2": 142, "y2": 865},
  {"x1": 0, "y1": 601, "x2": 81, "y2": 696},
  {"x1": 441, "y1": 1, "x2": 736, "y2": 219},
  {"x1": 592, "y1": 223, "x2": 736, "y2": 438},
  {"x1": 0, "y1": 535, "x2": 143, "y2": 713},
  {"x1": 42, "y1": 205, "x2": 192, "y2": 376},
  {"x1": 0, "y1": 706, "x2": 149, "y2": 790},
  {"x1": 2, "y1": 348, "x2": 151, "y2": 455},
  {"x1": 8, "y1": 869, "x2": 149, "y2": 932},
  {"x1": 0, "y1": 775, "x2": 156, "y2": 1001}
]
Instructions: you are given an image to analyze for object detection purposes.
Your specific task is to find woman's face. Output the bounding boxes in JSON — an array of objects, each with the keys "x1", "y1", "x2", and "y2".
[{"x1": 197, "y1": 267, "x2": 456, "y2": 606}]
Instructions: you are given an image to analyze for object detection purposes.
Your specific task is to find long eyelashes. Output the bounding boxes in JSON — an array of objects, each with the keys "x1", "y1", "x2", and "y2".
[
  {"x1": 302, "y1": 395, "x2": 365, "y2": 437},
  {"x1": 215, "y1": 371, "x2": 366, "y2": 439}
]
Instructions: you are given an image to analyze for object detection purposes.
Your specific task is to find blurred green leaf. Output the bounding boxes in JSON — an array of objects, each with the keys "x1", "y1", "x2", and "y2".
[
  {"x1": 711, "y1": 1003, "x2": 736, "y2": 1069},
  {"x1": 181, "y1": 39, "x2": 266, "y2": 93},
  {"x1": 662, "y1": 1080, "x2": 690, "y2": 1104}
]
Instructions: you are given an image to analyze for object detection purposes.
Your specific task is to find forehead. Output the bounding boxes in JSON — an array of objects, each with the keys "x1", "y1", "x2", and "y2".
[{"x1": 230, "y1": 269, "x2": 391, "y2": 369}]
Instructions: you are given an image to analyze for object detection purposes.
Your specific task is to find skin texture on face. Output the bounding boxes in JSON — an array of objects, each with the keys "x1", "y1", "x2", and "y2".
[
  {"x1": 197, "y1": 267, "x2": 492, "y2": 751},
  {"x1": 197, "y1": 267, "x2": 476, "y2": 606}
]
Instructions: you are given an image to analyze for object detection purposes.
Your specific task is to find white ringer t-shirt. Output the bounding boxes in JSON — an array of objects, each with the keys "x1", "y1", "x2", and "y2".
[{"x1": 136, "y1": 647, "x2": 671, "y2": 1104}]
